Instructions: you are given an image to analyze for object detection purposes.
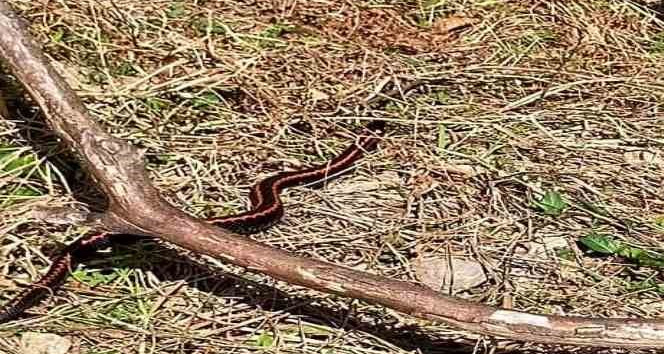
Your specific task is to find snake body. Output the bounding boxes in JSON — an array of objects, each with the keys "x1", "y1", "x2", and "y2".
[{"x1": 0, "y1": 120, "x2": 385, "y2": 322}]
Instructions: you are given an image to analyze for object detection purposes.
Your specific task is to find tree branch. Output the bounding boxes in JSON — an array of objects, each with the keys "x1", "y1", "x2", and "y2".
[{"x1": 1, "y1": 0, "x2": 663, "y2": 348}]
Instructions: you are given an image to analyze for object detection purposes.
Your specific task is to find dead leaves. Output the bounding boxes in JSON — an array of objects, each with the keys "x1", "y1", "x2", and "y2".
[
  {"x1": 323, "y1": 10, "x2": 476, "y2": 53},
  {"x1": 20, "y1": 333, "x2": 72, "y2": 354},
  {"x1": 623, "y1": 150, "x2": 663, "y2": 169},
  {"x1": 414, "y1": 255, "x2": 487, "y2": 293},
  {"x1": 432, "y1": 15, "x2": 477, "y2": 36}
]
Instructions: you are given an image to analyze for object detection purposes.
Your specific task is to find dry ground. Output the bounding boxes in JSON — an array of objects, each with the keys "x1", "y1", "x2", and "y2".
[{"x1": 0, "y1": 0, "x2": 663, "y2": 353}]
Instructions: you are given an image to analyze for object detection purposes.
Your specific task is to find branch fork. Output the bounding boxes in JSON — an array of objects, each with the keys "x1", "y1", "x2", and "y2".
[{"x1": 1, "y1": 0, "x2": 663, "y2": 348}]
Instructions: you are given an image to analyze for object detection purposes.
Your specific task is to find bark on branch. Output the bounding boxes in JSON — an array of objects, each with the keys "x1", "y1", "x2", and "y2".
[{"x1": 1, "y1": 1, "x2": 663, "y2": 348}]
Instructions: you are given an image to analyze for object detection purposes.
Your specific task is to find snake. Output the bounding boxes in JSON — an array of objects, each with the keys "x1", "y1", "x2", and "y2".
[{"x1": 0, "y1": 120, "x2": 386, "y2": 323}]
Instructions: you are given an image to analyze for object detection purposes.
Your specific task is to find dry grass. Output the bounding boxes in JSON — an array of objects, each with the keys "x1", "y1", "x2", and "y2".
[{"x1": 0, "y1": 0, "x2": 663, "y2": 353}]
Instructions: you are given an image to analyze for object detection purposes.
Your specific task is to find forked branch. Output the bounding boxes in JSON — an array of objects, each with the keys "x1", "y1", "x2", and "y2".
[{"x1": 1, "y1": 1, "x2": 663, "y2": 348}]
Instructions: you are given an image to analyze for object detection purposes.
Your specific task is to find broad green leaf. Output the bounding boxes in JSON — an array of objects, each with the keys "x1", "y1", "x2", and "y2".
[
  {"x1": 1, "y1": 186, "x2": 43, "y2": 206},
  {"x1": 255, "y1": 331, "x2": 274, "y2": 348},
  {"x1": 617, "y1": 246, "x2": 664, "y2": 267},
  {"x1": 533, "y1": 190, "x2": 567, "y2": 216},
  {"x1": 578, "y1": 233, "x2": 619, "y2": 254},
  {"x1": 0, "y1": 149, "x2": 39, "y2": 176},
  {"x1": 579, "y1": 233, "x2": 664, "y2": 268},
  {"x1": 11, "y1": 186, "x2": 42, "y2": 197}
]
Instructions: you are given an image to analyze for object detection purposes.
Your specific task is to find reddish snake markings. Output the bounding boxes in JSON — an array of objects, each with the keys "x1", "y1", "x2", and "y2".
[{"x1": 0, "y1": 120, "x2": 386, "y2": 322}]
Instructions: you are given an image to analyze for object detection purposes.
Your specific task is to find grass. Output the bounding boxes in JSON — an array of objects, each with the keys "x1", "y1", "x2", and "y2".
[{"x1": 0, "y1": 0, "x2": 663, "y2": 353}]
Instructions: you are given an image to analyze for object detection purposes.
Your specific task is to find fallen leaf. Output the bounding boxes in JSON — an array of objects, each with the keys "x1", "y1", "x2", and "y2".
[
  {"x1": 525, "y1": 236, "x2": 569, "y2": 258},
  {"x1": 406, "y1": 171, "x2": 438, "y2": 198},
  {"x1": 309, "y1": 88, "x2": 329, "y2": 102},
  {"x1": 440, "y1": 163, "x2": 488, "y2": 177},
  {"x1": 21, "y1": 333, "x2": 71, "y2": 354},
  {"x1": 432, "y1": 16, "x2": 476, "y2": 35},
  {"x1": 414, "y1": 256, "x2": 486, "y2": 293},
  {"x1": 30, "y1": 205, "x2": 89, "y2": 225}
]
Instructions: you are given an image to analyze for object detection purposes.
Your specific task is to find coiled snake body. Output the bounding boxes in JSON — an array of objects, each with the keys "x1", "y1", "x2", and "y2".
[{"x1": 0, "y1": 120, "x2": 385, "y2": 322}]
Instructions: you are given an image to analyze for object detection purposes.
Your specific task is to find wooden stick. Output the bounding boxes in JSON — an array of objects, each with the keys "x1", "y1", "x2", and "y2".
[{"x1": 1, "y1": 0, "x2": 663, "y2": 348}]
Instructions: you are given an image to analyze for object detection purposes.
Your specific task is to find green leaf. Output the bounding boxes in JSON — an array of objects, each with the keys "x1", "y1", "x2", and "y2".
[
  {"x1": 1, "y1": 186, "x2": 44, "y2": 206},
  {"x1": 192, "y1": 18, "x2": 227, "y2": 35},
  {"x1": 654, "y1": 215, "x2": 664, "y2": 230},
  {"x1": 114, "y1": 61, "x2": 138, "y2": 76},
  {"x1": 578, "y1": 233, "x2": 619, "y2": 254},
  {"x1": 556, "y1": 248, "x2": 575, "y2": 261},
  {"x1": 625, "y1": 279, "x2": 664, "y2": 294},
  {"x1": 12, "y1": 186, "x2": 42, "y2": 197},
  {"x1": 106, "y1": 300, "x2": 143, "y2": 324},
  {"x1": 261, "y1": 23, "x2": 295, "y2": 38},
  {"x1": 192, "y1": 92, "x2": 221, "y2": 108},
  {"x1": 533, "y1": 190, "x2": 567, "y2": 216},
  {"x1": 255, "y1": 331, "x2": 274, "y2": 348},
  {"x1": 50, "y1": 28, "x2": 65, "y2": 42},
  {"x1": 617, "y1": 246, "x2": 664, "y2": 267},
  {"x1": 650, "y1": 31, "x2": 664, "y2": 55},
  {"x1": 72, "y1": 269, "x2": 119, "y2": 287},
  {"x1": 167, "y1": 3, "x2": 186, "y2": 18},
  {"x1": 579, "y1": 233, "x2": 664, "y2": 268},
  {"x1": 144, "y1": 97, "x2": 169, "y2": 112},
  {"x1": 578, "y1": 200, "x2": 609, "y2": 217},
  {"x1": 434, "y1": 89, "x2": 449, "y2": 103},
  {"x1": 0, "y1": 149, "x2": 39, "y2": 176}
]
